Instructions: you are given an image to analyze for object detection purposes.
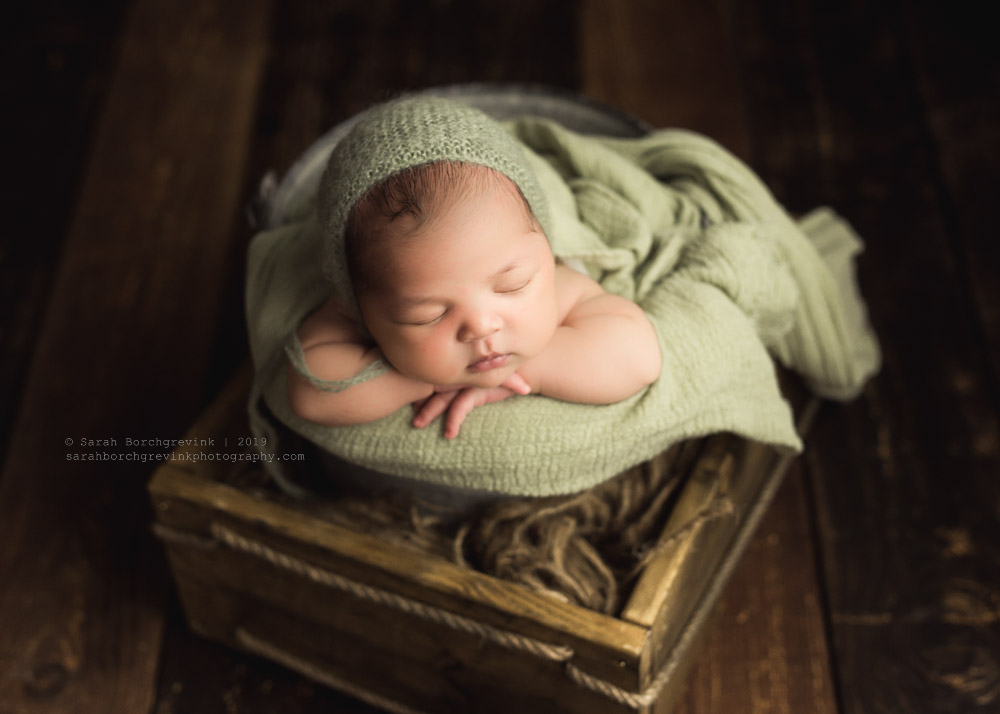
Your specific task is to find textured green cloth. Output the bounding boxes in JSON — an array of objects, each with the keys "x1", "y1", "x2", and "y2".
[{"x1": 245, "y1": 102, "x2": 879, "y2": 497}]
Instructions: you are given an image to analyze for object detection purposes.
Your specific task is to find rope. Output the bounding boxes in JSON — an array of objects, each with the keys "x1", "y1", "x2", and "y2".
[
  {"x1": 206, "y1": 521, "x2": 710, "y2": 708},
  {"x1": 566, "y1": 661, "x2": 668, "y2": 709},
  {"x1": 209, "y1": 522, "x2": 574, "y2": 663},
  {"x1": 457, "y1": 443, "x2": 699, "y2": 615}
]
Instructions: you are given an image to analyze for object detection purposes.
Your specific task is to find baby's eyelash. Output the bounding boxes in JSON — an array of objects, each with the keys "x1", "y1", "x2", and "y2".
[
  {"x1": 497, "y1": 278, "x2": 532, "y2": 294},
  {"x1": 413, "y1": 313, "x2": 446, "y2": 325},
  {"x1": 398, "y1": 311, "x2": 446, "y2": 326}
]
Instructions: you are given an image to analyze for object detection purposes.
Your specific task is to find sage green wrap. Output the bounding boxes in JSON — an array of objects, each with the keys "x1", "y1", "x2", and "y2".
[{"x1": 245, "y1": 98, "x2": 879, "y2": 497}]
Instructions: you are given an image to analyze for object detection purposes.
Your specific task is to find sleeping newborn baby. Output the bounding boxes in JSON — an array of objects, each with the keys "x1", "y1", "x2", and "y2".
[
  {"x1": 249, "y1": 91, "x2": 878, "y2": 495},
  {"x1": 287, "y1": 98, "x2": 661, "y2": 439}
]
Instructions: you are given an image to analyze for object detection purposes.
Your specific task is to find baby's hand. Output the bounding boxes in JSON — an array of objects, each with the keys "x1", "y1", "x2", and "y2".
[{"x1": 412, "y1": 373, "x2": 531, "y2": 439}]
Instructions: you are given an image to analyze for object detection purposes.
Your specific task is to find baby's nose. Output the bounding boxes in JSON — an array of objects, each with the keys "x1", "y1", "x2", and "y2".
[{"x1": 458, "y1": 311, "x2": 502, "y2": 342}]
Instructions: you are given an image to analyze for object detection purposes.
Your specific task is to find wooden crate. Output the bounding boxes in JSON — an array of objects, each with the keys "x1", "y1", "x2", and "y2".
[{"x1": 149, "y1": 368, "x2": 814, "y2": 713}]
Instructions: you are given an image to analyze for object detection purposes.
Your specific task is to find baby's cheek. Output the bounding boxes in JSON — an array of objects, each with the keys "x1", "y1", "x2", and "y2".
[
  {"x1": 514, "y1": 303, "x2": 558, "y2": 355},
  {"x1": 410, "y1": 335, "x2": 459, "y2": 378}
]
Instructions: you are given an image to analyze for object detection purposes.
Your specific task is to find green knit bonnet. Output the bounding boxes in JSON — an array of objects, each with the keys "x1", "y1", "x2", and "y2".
[{"x1": 317, "y1": 95, "x2": 553, "y2": 310}]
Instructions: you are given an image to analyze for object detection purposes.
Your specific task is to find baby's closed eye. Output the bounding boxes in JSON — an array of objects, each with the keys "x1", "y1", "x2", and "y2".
[
  {"x1": 494, "y1": 273, "x2": 533, "y2": 294},
  {"x1": 395, "y1": 309, "x2": 448, "y2": 326}
]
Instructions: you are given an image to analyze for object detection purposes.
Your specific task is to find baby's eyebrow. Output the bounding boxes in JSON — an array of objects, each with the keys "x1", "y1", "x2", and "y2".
[
  {"x1": 395, "y1": 295, "x2": 439, "y2": 307},
  {"x1": 394, "y1": 260, "x2": 531, "y2": 306},
  {"x1": 490, "y1": 261, "x2": 524, "y2": 279}
]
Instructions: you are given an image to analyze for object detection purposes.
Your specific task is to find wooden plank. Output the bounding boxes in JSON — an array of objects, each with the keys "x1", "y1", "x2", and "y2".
[
  {"x1": 580, "y1": 1, "x2": 838, "y2": 711},
  {"x1": 153, "y1": 602, "x2": 380, "y2": 713},
  {"x1": 623, "y1": 436, "x2": 734, "y2": 629},
  {"x1": 579, "y1": 0, "x2": 750, "y2": 158},
  {"x1": 163, "y1": 542, "x2": 639, "y2": 713},
  {"x1": 902, "y1": 2, "x2": 1000, "y2": 390},
  {"x1": 625, "y1": 438, "x2": 791, "y2": 689},
  {"x1": 152, "y1": 467, "x2": 647, "y2": 687},
  {"x1": 624, "y1": 437, "x2": 741, "y2": 688},
  {"x1": 0, "y1": 0, "x2": 130, "y2": 460},
  {"x1": 0, "y1": 0, "x2": 274, "y2": 711},
  {"x1": 674, "y1": 463, "x2": 838, "y2": 714},
  {"x1": 726, "y1": 1, "x2": 1000, "y2": 711}
]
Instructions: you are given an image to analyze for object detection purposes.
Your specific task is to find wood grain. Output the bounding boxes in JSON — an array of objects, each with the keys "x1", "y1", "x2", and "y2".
[
  {"x1": 160, "y1": 530, "x2": 641, "y2": 713},
  {"x1": 674, "y1": 463, "x2": 838, "y2": 714},
  {"x1": 725, "y1": 0, "x2": 1000, "y2": 711},
  {"x1": 0, "y1": 0, "x2": 129, "y2": 460},
  {"x1": 580, "y1": 2, "x2": 839, "y2": 712},
  {"x1": 624, "y1": 437, "x2": 736, "y2": 630},
  {"x1": 902, "y1": 2, "x2": 1000, "y2": 388},
  {"x1": 0, "y1": 0, "x2": 273, "y2": 711},
  {"x1": 579, "y1": 0, "x2": 750, "y2": 158},
  {"x1": 152, "y1": 467, "x2": 647, "y2": 686}
]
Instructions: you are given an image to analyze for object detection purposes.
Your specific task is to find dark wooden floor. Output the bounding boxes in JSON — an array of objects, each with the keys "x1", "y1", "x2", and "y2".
[{"x1": 1, "y1": 1, "x2": 998, "y2": 712}]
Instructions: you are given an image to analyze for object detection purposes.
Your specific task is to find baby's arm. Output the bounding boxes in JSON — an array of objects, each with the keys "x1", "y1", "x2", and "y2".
[
  {"x1": 286, "y1": 297, "x2": 435, "y2": 426},
  {"x1": 517, "y1": 266, "x2": 661, "y2": 403}
]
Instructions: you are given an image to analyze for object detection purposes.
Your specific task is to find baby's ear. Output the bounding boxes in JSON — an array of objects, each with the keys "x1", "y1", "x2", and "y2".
[{"x1": 340, "y1": 296, "x2": 369, "y2": 329}]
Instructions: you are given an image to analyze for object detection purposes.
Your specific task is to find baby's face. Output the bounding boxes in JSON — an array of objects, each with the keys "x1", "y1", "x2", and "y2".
[{"x1": 358, "y1": 182, "x2": 558, "y2": 389}]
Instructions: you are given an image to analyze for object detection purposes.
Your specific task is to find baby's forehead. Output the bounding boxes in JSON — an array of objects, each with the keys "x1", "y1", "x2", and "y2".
[
  {"x1": 413, "y1": 161, "x2": 522, "y2": 199},
  {"x1": 370, "y1": 162, "x2": 533, "y2": 231},
  {"x1": 429, "y1": 164, "x2": 526, "y2": 207}
]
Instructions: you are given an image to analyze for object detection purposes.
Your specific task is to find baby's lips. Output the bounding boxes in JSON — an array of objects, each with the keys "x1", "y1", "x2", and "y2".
[{"x1": 467, "y1": 353, "x2": 511, "y2": 373}]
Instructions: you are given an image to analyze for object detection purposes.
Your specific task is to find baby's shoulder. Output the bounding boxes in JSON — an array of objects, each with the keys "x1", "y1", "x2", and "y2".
[
  {"x1": 553, "y1": 263, "x2": 605, "y2": 321},
  {"x1": 298, "y1": 294, "x2": 366, "y2": 349}
]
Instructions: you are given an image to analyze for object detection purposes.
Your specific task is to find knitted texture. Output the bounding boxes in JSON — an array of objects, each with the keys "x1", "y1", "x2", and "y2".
[
  {"x1": 245, "y1": 103, "x2": 880, "y2": 497},
  {"x1": 317, "y1": 96, "x2": 552, "y2": 309}
]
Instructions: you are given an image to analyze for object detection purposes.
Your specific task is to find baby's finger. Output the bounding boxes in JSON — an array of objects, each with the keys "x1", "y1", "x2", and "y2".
[
  {"x1": 444, "y1": 390, "x2": 480, "y2": 439},
  {"x1": 411, "y1": 396, "x2": 431, "y2": 412},
  {"x1": 502, "y1": 372, "x2": 531, "y2": 395},
  {"x1": 413, "y1": 392, "x2": 453, "y2": 428}
]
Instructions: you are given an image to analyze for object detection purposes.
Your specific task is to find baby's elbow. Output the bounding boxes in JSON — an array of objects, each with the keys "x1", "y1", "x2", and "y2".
[
  {"x1": 286, "y1": 375, "x2": 327, "y2": 425},
  {"x1": 624, "y1": 349, "x2": 661, "y2": 399},
  {"x1": 636, "y1": 350, "x2": 662, "y2": 390},
  {"x1": 286, "y1": 367, "x2": 352, "y2": 427},
  {"x1": 601, "y1": 330, "x2": 661, "y2": 404},
  {"x1": 629, "y1": 313, "x2": 663, "y2": 389}
]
